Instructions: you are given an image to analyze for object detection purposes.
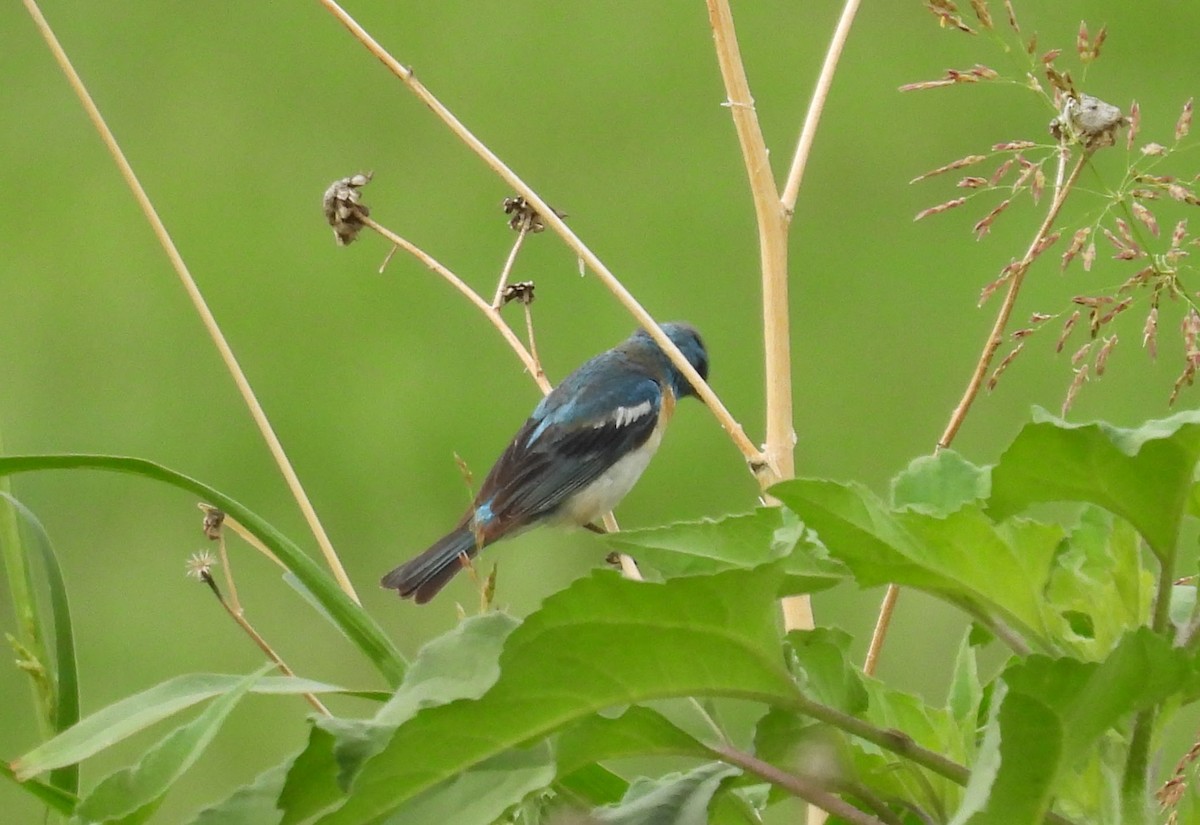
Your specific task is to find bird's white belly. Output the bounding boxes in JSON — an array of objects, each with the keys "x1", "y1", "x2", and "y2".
[{"x1": 555, "y1": 426, "x2": 665, "y2": 526}]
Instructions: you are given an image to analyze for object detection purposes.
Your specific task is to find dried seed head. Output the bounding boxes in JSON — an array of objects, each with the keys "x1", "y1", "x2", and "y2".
[
  {"x1": 915, "y1": 197, "x2": 968, "y2": 222},
  {"x1": 958, "y1": 176, "x2": 990, "y2": 189},
  {"x1": 1030, "y1": 312, "x2": 1054, "y2": 324},
  {"x1": 911, "y1": 155, "x2": 989, "y2": 184},
  {"x1": 1031, "y1": 230, "x2": 1061, "y2": 261},
  {"x1": 1040, "y1": 49, "x2": 1063, "y2": 65},
  {"x1": 1097, "y1": 297, "x2": 1133, "y2": 328},
  {"x1": 993, "y1": 140, "x2": 1037, "y2": 152},
  {"x1": 1061, "y1": 227, "x2": 1091, "y2": 272},
  {"x1": 969, "y1": 0, "x2": 993, "y2": 30},
  {"x1": 924, "y1": 0, "x2": 976, "y2": 33},
  {"x1": 1004, "y1": 0, "x2": 1020, "y2": 33},
  {"x1": 1082, "y1": 239, "x2": 1097, "y2": 271},
  {"x1": 987, "y1": 342, "x2": 1024, "y2": 391},
  {"x1": 323, "y1": 172, "x2": 373, "y2": 246},
  {"x1": 502, "y1": 196, "x2": 565, "y2": 233},
  {"x1": 1031, "y1": 167, "x2": 1046, "y2": 204},
  {"x1": 1115, "y1": 217, "x2": 1138, "y2": 247},
  {"x1": 989, "y1": 158, "x2": 1015, "y2": 186},
  {"x1": 1144, "y1": 306, "x2": 1159, "y2": 359},
  {"x1": 1089, "y1": 25, "x2": 1108, "y2": 61},
  {"x1": 1025, "y1": 32, "x2": 1038, "y2": 56},
  {"x1": 1075, "y1": 21, "x2": 1089, "y2": 60},
  {"x1": 1131, "y1": 201, "x2": 1160, "y2": 237},
  {"x1": 201, "y1": 506, "x2": 225, "y2": 541},
  {"x1": 1177, "y1": 98, "x2": 1194, "y2": 142},
  {"x1": 1071, "y1": 342, "x2": 1093, "y2": 366},
  {"x1": 1094, "y1": 335, "x2": 1118, "y2": 376},
  {"x1": 1142, "y1": 142, "x2": 1168, "y2": 157},
  {"x1": 1056, "y1": 310, "x2": 1080, "y2": 352},
  {"x1": 1169, "y1": 362, "x2": 1197, "y2": 407},
  {"x1": 500, "y1": 281, "x2": 536, "y2": 306},
  {"x1": 186, "y1": 549, "x2": 218, "y2": 582},
  {"x1": 1062, "y1": 364, "x2": 1090, "y2": 416},
  {"x1": 1127, "y1": 101, "x2": 1141, "y2": 150},
  {"x1": 1118, "y1": 266, "x2": 1157, "y2": 293},
  {"x1": 1172, "y1": 219, "x2": 1189, "y2": 250},
  {"x1": 973, "y1": 197, "x2": 1012, "y2": 239}
]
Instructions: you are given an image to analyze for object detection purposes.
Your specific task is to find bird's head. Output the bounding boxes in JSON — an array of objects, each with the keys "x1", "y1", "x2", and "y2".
[{"x1": 630, "y1": 322, "x2": 709, "y2": 399}]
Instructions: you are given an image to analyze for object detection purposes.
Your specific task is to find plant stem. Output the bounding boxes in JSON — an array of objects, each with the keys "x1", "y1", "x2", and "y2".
[
  {"x1": 319, "y1": 0, "x2": 764, "y2": 473},
  {"x1": 780, "y1": 0, "x2": 863, "y2": 215},
  {"x1": 710, "y1": 743, "x2": 890, "y2": 825},
  {"x1": 23, "y1": 0, "x2": 360, "y2": 605},
  {"x1": 492, "y1": 223, "x2": 529, "y2": 309},
  {"x1": 864, "y1": 150, "x2": 1093, "y2": 673}
]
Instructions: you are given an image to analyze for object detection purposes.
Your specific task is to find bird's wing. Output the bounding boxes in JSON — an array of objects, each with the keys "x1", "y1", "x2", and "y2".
[{"x1": 477, "y1": 375, "x2": 663, "y2": 524}]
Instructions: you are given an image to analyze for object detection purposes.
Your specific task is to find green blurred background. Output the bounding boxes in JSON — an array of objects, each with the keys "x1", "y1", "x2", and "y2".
[{"x1": 3, "y1": 1, "x2": 1199, "y2": 821}]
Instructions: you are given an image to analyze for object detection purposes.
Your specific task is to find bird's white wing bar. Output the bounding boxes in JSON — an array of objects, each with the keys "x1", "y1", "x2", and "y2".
[{"x1": 602, "y1": 400, "x2": 655, "y2": 429}]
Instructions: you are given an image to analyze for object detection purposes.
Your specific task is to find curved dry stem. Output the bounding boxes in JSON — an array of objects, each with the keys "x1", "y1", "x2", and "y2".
[
  {"x1": 781, "y1": 0, "x2": 863, "y2": 215},
  {"x1": 318, "y1": 0, "x2": 765, "y2": 475},
  {"x1": 24, "y1": 0, "x2": 361, "y2": 605},
  {"x1": 492, "y1": 224, "x2": 529, "y2": 309}
]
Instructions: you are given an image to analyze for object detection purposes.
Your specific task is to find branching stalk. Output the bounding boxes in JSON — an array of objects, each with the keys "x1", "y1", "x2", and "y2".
[{"x1": 23, "y1": 0, "x2": 360, "y2": 605}]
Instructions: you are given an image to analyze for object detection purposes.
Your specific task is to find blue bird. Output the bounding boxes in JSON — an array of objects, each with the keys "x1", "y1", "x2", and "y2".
[{"x1": 381, "y1": 322, "x2": 709, "y2": 603}]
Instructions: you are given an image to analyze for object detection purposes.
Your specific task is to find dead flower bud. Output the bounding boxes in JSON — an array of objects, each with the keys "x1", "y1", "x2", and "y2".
[
  {"x1": 323, "y1": 173, "x2": 373, "y2": 246},
  {"x1": 1131, "y1": 201, "x2": 1160, "y2": 237},
  {"x1": 500, "y1": 281, "x2": 536, "y2": 306},
  {"x1": 911, "y1": 155, "x2": 987, "y2": 184},
  {"x1": 1040, "y1": 49, "x2": 1063, "y2": 65},
  {"x1": 201, "y1": 506, "x2": 226, "y2": 541},
  {"x1": 502, "y1": 195, "x2": 565, "y2": 233},
  {"x1": 1142, "y1": 143, "x2": 1168, "y2": 157},
  {"x1": 1030, "y1": 312, "x2": 1054, "y2": 324},
  {"x1": 1062, "y1": 364, "x2": 1090, "y2": 416},
  {"x1": 1094, "y1": 335, "x2": 1118, "y2": 376},
  {"x1": 987, "y1": 342, "x2": 1024, "y2": 391},
  {"x1": 1056, "y1": 310, "x2": 1080, "y2": 352},
  {"x1": 186, "y1": 549, "x2": 218, "y2": 581},
  {"x1": 1178, "y1": 98, "x2": 1194, "y2": 142},
  {"x1": 969, "y1": 0, "x2": 993, "y2": 29},
  {"x1": 915, "y1": 197, "x2": 967, "y2": 222},
  {"x1": 973, "y1": 198, "x2": 1012, "y2": 239},
  {"x1": 1061, "y1": 227, "x2": 1091, "y2": 272},
  {"x1": 989, "y1": 158, "x2": 1015, "y2": 186},
  {"x1": 1127, "y1": 101, "x2": 1141, "y2": 150},
  {"x1": 1144, "y1": 306, "x2": 1159, "y2": 359}
]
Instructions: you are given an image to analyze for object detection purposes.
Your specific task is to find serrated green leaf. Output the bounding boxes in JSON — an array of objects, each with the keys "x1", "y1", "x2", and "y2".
[
  {"x1": 315, "y1": 566, "x2": 797, "y2": 824},
  {"x1": 14, "y1": 674, "x2": 365, "y2": 779},
  {"x1": 73, "y1": 664, "x2": 272, "y2": 824},
  {"x1": 0, "y1": 455, "x2": 405, "y2": 687},
  {"x1": 382, "y1": 742, "x2": 554, "y2": 825},
  {"x1": 892, "y1": 450, "x2": 990, "y2": 515},
  {"x1": 186, "y1": 763, "x2": 288, "y2": 825},
  {"x1": 556, "y1": 706, "x2": 710, "y2": 777},
  {"x1": 785, "y1": 629, "x2": 868, "y2": 715},
  {"x1": 606, "y1": 509, "x2": 844, "y2": 593},
  {"x1": 595, "y1": 763, "x2": 740, "y2": 825},
  {"x1": 989, "y1": 409, "x2": 1200, "y2": 559}
]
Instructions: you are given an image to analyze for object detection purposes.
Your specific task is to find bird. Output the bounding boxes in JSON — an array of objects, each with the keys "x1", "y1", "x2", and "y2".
[{"x1": 381, "y1": 322, "x2": 709, "y2": 603}]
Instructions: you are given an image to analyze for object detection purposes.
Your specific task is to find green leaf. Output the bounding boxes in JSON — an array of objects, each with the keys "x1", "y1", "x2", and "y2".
[
  {"x1": 187, "y1": 764, "x2": 288, "y2": 825},
  {"x1": 556, "y1": 706, "x2": 711, "y2": 777},
  {"x1": 14, "y1": 673, "x2": 365, "y2": 779},
  {"x1": 594, "y1": 763, "x2": 741, "y2": 825},
  {"x1": 892, "y1": 450, "x2": 990, "y2": 516},
  {"x1": 988, "y1": 408, "x2": 1200, "y2": 559},
  {"x1": 607, "y1": 509, "x2": 844, "y2": 593},
  {"x1": 556, "y1": 763, "x2": 629, "y2": 808},
  {"x1": 382, "y1": 742, "x2": 554, "y2": 825},
  {"x1": 0, "y1": 454, "x2": 405, "y2": 686},
  {"x1": 0, "y1": 761, "x2": 78, "y2": 815},
  {"x1": 785, "y1": 629, "x2": 868, "y2": 715},
  {"x1": 0, "y1": 492, "x2": 80, "y2": 796},
  {"x1": 73, "y1": 664, "x2": 272, "y2": 824},
  {"x1": 947, "y1": 629, "x2": 982, "y2": 730},
  {"x1": 772, "y1": 479, "x2": 1061, "y2": 647},
  {"x1": 315, "y1": 566, "x2": 797, "y2": 824}
]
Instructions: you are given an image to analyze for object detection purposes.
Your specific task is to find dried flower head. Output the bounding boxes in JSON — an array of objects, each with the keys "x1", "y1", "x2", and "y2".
[
  {"x1": 502, "y1": 196, "x2": 565, "y2": 233},
  {"x1": 186, "y1": 549, "x2": 218, "y2": 581},
  {"x1": 323, "y1": 173, "x2": 373, "y2": 246},
  {"x1": 501, "y1": 281, "x2": 536, "y2": 306},
  {"x1": 201, "y1": 506, "x2": 225, "y2": 541}
]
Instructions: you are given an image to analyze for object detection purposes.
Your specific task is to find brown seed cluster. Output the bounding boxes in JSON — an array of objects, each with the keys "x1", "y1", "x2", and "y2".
[
  {"x1": 500, "y1": 281, "x2": 536, "y2": 306},
  {"x1": 501, "y1": 195, "x2": 565, "y2": 233},
  {"x1": 323, "y1": 173, "x2": 373, "y2": 246}
]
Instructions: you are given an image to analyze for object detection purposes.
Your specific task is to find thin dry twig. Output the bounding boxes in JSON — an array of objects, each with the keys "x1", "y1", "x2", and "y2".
[
  {"x1": 23, "y1": 0, "x2": 361, "y2": 605},
  {"x1": 492, "y1": 222, "x2": 531, "y2": 309},
  {"x1": 318, "y1": 0, "x2": 764, "y2": 475}
]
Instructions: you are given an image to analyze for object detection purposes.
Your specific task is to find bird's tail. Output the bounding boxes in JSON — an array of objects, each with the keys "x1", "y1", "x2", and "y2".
[{"x1": 380, "y1": 526, "x2": 482, "y2": 603}]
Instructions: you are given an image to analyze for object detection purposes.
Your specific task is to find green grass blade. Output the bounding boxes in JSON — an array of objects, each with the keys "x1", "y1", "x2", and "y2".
[
  {"x1": 0, "y1": 454, "x2": 405, "y2": 687},
  {"x1": 0, "y1": 761, "x2": 78, "y2": 815},
  {"x1": 0, "y1": 492, "x2": 81, "y2": 796}
]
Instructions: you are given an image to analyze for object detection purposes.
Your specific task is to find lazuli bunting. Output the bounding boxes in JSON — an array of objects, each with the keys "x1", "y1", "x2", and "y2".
[{"x1": 381, "y1": 322, "x2": 709, "y2": 602}]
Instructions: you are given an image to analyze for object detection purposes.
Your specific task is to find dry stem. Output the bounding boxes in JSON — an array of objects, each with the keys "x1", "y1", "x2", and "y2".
[
  {"x1": 24, "y1": 0, "x2": 361, "y2": 605},
  {"x1": 318, "y1": 0, "x2": 765, "y2": 474},
  {"x1": 492, "y1": 223, "x2": 530, "y2": 309},
  {"x1": 863, "y1": 151, "x2": 1092, "y2": 675}
]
